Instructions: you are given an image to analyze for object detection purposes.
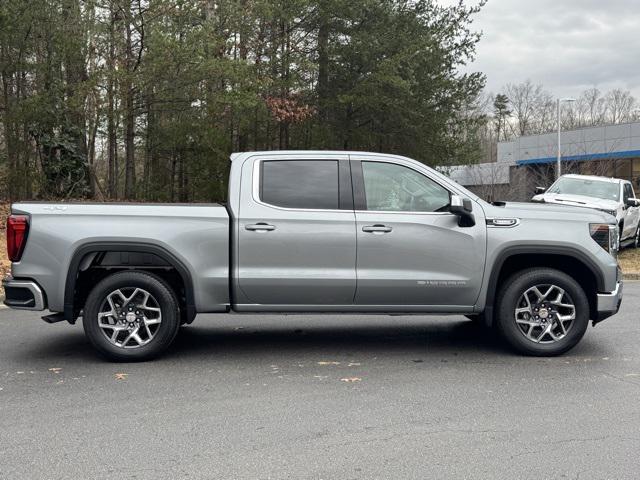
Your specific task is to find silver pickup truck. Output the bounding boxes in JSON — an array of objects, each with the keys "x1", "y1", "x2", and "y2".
[{"x1": 3, "y1": 151, "x2": 622, "y2": 361}]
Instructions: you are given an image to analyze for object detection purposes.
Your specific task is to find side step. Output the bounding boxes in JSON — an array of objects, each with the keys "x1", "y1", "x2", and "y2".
[
  {"x1": 42, "y1": 313, "x2": 67, "y2": 324},
  {"x1": 619, "y1": 238, "x2": 636, "y2": 249}
]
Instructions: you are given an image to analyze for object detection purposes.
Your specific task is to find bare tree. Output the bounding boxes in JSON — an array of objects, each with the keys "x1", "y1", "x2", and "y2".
[
  {"x1": 605, "y1": 88, "x2": 636, "y2": 124},
  {"x1": 576, "y1": 88, "x2": 606, "y2": 126},
  {"x1": 504, "y1": 80, "x2": 547, "y2": 136},
  {"x1": 463, "y1": 162, "x2": 507, "y2": 202},
  {"x1": 534, "y1": 91, "x2": 555, "y2": 132}
]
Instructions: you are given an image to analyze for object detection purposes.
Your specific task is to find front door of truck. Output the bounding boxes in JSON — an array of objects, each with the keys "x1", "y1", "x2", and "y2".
[
  {"x1": 622, "y1": 182, "x2": 640, "y2": 240},
  {"x1": 351, "y1": 156, "x2": 486, "y2": 308},
  {"x1": 236, "y1": 155, "x2": 356, "y2": 307}
]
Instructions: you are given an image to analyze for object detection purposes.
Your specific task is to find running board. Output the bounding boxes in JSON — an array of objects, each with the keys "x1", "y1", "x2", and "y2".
[
  {"x1": 619, "y1": 238, "x2": 636, "y2": 248},
  {"x1": 41, "y1": 313, "x2": 67, "y2": 324}
]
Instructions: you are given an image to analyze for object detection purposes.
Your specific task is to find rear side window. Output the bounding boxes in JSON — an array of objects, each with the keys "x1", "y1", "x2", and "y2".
[{"x1": 260, "y1": 160, "x2": 339, "y2": 209}]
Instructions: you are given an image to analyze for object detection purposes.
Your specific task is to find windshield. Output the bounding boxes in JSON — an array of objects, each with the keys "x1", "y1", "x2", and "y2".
[{"x1": 547, "y1": 177, "x2": 619, "y2": 201}]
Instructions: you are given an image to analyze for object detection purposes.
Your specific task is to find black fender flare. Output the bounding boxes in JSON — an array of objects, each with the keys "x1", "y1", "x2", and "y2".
[
  {"x1": 483, "y1": 245, "x2": 605, "y2": 324},
  {"x1": 64, "y1": 242, "x2": 196, "y2": 323}
]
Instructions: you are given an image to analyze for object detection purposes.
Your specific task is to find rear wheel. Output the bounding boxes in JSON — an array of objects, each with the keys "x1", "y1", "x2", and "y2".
[
  {"x1": 83, "y1": 271, "x2": 180, "y2": 361},
  {"x1": 495, "y1": 268, "x2": 589, "y2": 356},
  {"x1": 633, "y1": 225, "x2": 640, "y2": 248}
]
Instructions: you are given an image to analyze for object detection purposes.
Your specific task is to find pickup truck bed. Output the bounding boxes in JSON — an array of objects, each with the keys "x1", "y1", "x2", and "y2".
[{"x1": 8, "y1": 202, "x2": 231, "y2": 317}]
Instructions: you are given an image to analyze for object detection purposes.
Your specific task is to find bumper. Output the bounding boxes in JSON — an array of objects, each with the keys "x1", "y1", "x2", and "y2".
[
  {"x1": 2, "y1": 277, "x2": 46, "y2": 311},
  {"x1": 595, "y1": 280, "x2": 623, "y2": 323}
]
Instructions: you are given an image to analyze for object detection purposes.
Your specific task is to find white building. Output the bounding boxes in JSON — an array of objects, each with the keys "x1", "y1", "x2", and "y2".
[{"x1": 447, "y1": 121, "x2": 640, "y2": 200}]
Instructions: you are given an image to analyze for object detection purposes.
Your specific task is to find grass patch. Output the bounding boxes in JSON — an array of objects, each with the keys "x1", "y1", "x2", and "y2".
[{"x1": 618, "y1": 248, "x2": 640, "y2": 274}]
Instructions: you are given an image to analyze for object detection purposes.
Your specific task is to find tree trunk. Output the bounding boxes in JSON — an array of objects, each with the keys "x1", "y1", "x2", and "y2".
[
  {"x1": 107, "y1": 4, "x2": 118, "y2": 199},
  {"x1": 317, "y1": 1, "x2": 329, "y2": 121},
  {"x1": 123, "y1": 4, "x2": 136, "y2": 199},
  {"x1": 62, "y1": 0, "x2": 91, "y2": 198},
  {"x1": 1, "y1": 72, "x2": 19, "y2": 200}
]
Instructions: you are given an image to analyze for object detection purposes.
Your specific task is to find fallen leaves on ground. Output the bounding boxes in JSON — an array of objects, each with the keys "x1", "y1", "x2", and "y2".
[
  {"x1": 48, "y1": 368, "x2": 62, "y2": 374},
  {"x1": 114, "y1": 373, "x2": 128, "y2": 380},
  {"x1": 340, "y1": 377, "x2": 362, "y2": 383}
]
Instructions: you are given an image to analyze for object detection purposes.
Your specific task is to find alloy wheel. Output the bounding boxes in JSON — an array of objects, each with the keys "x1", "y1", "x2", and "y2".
[
  {"x1": 514, "y1": 284, "x2": 576, "y2": 344},
  {"x1": 97, "y1": 287, "x2": 162, "y2": 348}
]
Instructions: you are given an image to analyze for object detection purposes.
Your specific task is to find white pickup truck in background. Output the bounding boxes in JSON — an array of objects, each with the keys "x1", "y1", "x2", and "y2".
[{"x1": 532, "y1": 174, "x2": 640, "y2": 248}]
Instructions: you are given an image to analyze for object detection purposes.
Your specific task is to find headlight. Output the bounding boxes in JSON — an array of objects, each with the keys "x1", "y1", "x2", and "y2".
[{"x1": 590, "y1": 223, "x2": 619, "y2": 256}]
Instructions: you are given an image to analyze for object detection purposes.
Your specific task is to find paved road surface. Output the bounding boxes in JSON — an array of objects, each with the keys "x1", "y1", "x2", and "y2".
[{"x1": 1, "y1": 284, "x2": 639, "y2": 479}]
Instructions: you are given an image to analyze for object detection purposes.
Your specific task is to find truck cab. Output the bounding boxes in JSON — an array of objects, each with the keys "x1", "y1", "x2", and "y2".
[{"x1": 229, "y1": 151, "x2": 486, "y2": 312}]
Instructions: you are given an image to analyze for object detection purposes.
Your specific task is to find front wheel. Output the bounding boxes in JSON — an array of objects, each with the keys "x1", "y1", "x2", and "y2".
[
  {"x1": 83, "y1": 271, "x2": 181, "y2": 361},
  {"x1": 495, "y1": 268, "x2": 589, "y2": 356},
  {"x1": 633, "y1": 225, "x2": 640, "y2": 248}
]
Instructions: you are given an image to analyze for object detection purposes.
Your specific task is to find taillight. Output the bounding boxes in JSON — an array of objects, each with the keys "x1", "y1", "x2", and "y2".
[{"x1": 7, "y1": 214, "x2": 29, "y2": 262}]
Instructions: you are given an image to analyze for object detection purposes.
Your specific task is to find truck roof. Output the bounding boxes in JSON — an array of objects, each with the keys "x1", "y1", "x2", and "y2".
[{"x1": 230, "y1": 150, "x2": 413, "y2": 162}]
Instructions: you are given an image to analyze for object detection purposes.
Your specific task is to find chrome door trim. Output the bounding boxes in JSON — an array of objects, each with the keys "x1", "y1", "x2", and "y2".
[{"x1": 355, "y1": 209, "x2": 453, "y2": 216}]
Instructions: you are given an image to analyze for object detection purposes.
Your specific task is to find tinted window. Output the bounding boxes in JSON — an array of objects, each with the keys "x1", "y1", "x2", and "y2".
[
  {"x1": 261, "y1": 160, "x2": 339, "y2": 209},
  {"x1": 361, "y1": 161, "x2": 450, "y2": 212},
  {"x1": 624, "y1": 183, "x2": 633, "y2": 201}
]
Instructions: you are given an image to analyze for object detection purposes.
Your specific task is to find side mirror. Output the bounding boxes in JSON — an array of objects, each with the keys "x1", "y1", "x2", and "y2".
[
  {"x1": 535, "y1": 187, "x2": 546, "y2": 195},
  {"x1": 450, "y1": 195, "x2": 475, "y2": 227},
  {"x1": 625, "y1": 198, "x2": 640, "y2": 208}
]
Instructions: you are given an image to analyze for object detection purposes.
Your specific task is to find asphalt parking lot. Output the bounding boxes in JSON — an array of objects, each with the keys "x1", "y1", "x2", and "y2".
[{"x1": 1, "y1": 284, "x2": 639, "y2": 480}]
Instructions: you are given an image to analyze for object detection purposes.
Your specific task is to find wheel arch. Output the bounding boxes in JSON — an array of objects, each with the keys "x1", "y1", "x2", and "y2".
[
  {"x1": 484, "y1": 246, "x2": 604, "y2": 325},
  {"x1": 64, "y1": 242, "x2": 196, "y2": 324}
]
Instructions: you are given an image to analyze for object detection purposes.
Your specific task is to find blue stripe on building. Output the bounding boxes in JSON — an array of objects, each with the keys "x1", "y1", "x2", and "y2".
[{"x1": 516, "y1": 149, "x2": 640, "y2": 166}]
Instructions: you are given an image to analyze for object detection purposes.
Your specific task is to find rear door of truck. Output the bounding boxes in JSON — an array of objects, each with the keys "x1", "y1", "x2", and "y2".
[{"x1": 235, "y1": 153, "x2": 356, "y2": 307}]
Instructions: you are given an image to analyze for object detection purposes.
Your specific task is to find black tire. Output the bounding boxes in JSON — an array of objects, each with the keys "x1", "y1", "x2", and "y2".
[
  {"x1": 633, "y1": 225, "x2": 640, "y2": 249},
  {"x1": 619, "y1": 223, "x2": 624, "y2": 244},
  {"x1": 83, "y1": 271, "x2": 181, "y2": 361},
  {"x1": 495, "y1": 268, "x2": 589, "y2": 356}
]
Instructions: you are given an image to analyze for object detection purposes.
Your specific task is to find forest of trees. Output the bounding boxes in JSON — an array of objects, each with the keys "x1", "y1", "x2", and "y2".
[{"x1": 0, "y1": 0, "x2": 487, "y2": 202}]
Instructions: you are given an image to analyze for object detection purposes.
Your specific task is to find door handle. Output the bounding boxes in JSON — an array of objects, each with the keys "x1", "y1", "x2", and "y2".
[
  {"x1": 245, "y1": 223, "x2": 276, "y2": 232},
  {"x1": 362, "y1": 224, "x2": 392, "y2": 233}
]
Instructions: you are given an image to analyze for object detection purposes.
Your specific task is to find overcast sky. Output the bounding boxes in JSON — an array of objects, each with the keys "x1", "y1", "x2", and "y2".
[{"x1": 441, "y1": 0, "x2": 640, "y2": 99}]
